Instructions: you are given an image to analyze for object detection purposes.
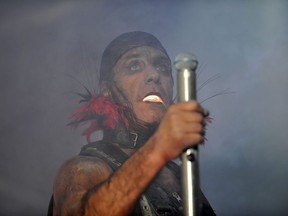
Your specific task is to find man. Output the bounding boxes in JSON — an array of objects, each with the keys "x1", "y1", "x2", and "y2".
[{"x1": 49, "y1": 31, "x2": 215, "y2": 215}]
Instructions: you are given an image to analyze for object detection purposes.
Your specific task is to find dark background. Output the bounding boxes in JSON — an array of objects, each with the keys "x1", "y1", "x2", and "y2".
[{"x1": 1, "y1": 0, "x2": 287, "y2": 215}]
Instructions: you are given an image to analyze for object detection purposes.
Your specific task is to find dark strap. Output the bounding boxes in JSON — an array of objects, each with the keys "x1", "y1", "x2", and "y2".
[
  {"x1": 165, "y1": 161, "x2": 216, "y2": 216},
  {"x1": 80, "y1": 141, "x2": 183, "y2": 215},
  {"x1": 46, "y1": 141, "x2": 127, "y2": 216},
  {"x1": 79, "y1": 141, "x2": 128, "y2": 170}
]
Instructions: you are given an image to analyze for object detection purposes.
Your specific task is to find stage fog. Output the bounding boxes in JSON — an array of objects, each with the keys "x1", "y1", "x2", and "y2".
[{"x1": 0, "y1": 1, "x2": 287, "y2": 215}]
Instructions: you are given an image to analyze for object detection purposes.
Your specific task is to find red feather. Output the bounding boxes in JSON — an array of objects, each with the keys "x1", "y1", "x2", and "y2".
[
  {"x1": 70, "y1": 95, "x2": 129, "y2": 142},
  {"x1": 70, "y1": 95, "x2": 213, "y2": 143}
]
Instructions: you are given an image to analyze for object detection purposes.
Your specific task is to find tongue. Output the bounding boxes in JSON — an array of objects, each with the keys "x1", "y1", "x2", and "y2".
[{"x1": 143, "y1": 95, "x2": 163, "y2": 103}]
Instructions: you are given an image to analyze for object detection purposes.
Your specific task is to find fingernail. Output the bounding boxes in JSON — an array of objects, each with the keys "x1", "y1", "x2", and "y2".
[
  {"x1": 203, "y1": 109, "x2": 210, "y2": 117},
  {"x1": 201, "y1": 130, "x2": 206, "y2": 136},
  {"x1": 202, "y1": 119, "x2": 206, "y2": 126}
]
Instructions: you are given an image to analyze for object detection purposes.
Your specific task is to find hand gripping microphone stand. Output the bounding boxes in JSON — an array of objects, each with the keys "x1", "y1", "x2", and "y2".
[{"x1": 174, "y1": 53, "x2": 200, "y2": 216}]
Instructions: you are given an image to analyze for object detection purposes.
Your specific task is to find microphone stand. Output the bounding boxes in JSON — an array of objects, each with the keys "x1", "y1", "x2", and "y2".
[
  {"x1": 177, "y1": 61, "x2": 200, "y2": 216},
  {"x1": 181, "y1": 147, "x2": 199, "y2": 216}
]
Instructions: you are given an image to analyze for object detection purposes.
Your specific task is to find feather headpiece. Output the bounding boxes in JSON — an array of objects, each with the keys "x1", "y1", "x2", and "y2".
[{"x1": 70, "y1": 94, "x2": 129, "y2": 143}]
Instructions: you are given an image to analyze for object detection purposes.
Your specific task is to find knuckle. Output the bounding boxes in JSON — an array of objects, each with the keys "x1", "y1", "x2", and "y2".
[
  {"x1": 194, "y1": 113, "x2": 203, "y2": 122},
  {"x1": 194, "y1": 134, "x2": 203, "y2": 143},
  {"x1": 197, "y1": 123, "x2": 204, "y2": 132},
  {"x1": 193, "y1": 123, "x2": 202, "y2": 133},
  {"x1": 169, "y1": 103, "x2": 178, "y2": 112},
  {"x1": 167, "y1": 112, "x2": 180, "y2": 124},
  {"x1": 189, "y1": 101, "x2": 198, "y2": 109}
]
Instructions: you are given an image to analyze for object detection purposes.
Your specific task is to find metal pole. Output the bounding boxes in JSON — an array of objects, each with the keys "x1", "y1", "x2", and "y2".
[{"x1": 175, "y1": 54, "x2": 200, "y2": 216}]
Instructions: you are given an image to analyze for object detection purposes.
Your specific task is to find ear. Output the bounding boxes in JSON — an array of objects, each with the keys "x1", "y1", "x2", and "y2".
[{"x1": 100, "y1": 81, "x2": 111, "y2": 97}]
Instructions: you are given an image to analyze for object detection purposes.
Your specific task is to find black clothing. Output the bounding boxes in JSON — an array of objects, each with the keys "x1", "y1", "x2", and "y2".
[
  {"x1": 47, "y1": 140, "x2": 216, "y2": 216},
  {"x1": 79, "y1": 141, "x2": 216, "y2": 216}
]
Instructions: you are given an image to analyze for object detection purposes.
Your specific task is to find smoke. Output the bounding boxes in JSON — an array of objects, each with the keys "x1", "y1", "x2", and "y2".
[{"x1": 0, "y1": 0, "x2": 287, "y2": 215}]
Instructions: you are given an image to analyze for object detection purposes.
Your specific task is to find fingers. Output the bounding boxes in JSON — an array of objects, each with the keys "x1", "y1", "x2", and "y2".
[
  {"x1": 169, "y1": 102, "x2": 208, "y2": 128},
  {"x1": 154, "y1": 101, "x2": 209, "y2": 161},
  {"x1": 172, "y1": 102, "x2": 208, "y2": 143},
  {"x1": 180, "y1": 121, "x2": 206, "y2": 141},
  {"x1": 179, "y1": 112, "x2": 203, "y2": 124},
  {"x1": 170, "y1": 101, "x2": 209, "y2": 117},
  {"x1": 181, "y1": 133, "x2": 205, "y2": 146},
  {"x1": 164, "y1": 113, "x2": 206, "y2": 143}
]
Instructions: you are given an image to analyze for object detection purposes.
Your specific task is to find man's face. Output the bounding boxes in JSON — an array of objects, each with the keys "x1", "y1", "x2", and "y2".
[{"x1": 111, "y1": 46, "x2": 173, "y2": 124}]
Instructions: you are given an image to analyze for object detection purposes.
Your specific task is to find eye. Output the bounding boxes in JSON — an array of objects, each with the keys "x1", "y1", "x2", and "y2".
[
  {"x1": 128, "y1": 60, "x2": 144, "y2": 72},
  {"x1": 155, "y1": 63, "x2": 171, "y2": 74},
  {"x1": 154, "y1": 57, "x2": 171, "y2": 74},
  {"x1": 130, "y1": 63, "x2": 140, "y2": 71},
  {"x1": 156, "y1": 64, "x2": 166, "y2": 72}
]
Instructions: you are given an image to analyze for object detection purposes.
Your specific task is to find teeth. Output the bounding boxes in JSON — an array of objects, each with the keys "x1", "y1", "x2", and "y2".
[{"x1": 143, "y1": 95, "x2": 164, "y2": 103}]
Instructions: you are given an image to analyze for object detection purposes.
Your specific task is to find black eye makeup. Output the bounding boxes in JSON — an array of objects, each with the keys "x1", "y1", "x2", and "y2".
[
  {"x1": 127, "y1": 60, "x2": 144, "y2": 72},
  {"x1": 154, "y1": 58, "x2": 171, "y2": 75}
]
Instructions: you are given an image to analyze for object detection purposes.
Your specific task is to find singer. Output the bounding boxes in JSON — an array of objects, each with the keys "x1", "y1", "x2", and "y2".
[{"x1": 48, "y1": 31, "x2": 216, "y2": 216}]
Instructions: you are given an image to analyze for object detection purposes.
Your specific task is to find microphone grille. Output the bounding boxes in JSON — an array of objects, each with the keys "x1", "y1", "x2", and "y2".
[{"x1": 174, "y1": 53, "x2": 198, "y2": 70}]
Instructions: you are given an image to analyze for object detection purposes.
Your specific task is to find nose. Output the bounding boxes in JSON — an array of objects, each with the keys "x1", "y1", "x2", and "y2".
[{"x1": 145, "y1": 65, "x2": 160, "y2": 84}]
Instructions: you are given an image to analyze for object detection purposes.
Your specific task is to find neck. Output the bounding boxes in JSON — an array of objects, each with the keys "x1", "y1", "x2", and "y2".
[{"x1": 102, "y1": 121, "x2": 159, "y2": 149}]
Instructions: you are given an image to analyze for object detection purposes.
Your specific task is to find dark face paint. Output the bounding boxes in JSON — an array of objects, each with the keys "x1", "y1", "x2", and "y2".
[{"x1": 111, "y1": 46, "x2": 173, "y2": 124}]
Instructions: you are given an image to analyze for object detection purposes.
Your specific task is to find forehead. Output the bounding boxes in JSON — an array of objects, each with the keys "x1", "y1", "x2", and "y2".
[{"x1": 117, "y1": 46, "x2": 170, "y2": 63}]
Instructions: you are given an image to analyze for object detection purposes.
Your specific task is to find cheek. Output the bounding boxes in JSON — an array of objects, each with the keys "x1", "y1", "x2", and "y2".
[
  {"x1": 163, "y1": 79, "x2": 174, "y2": 102},
  {"x1": 114, "y1": 77, "x2": 139, "y2": 102}
]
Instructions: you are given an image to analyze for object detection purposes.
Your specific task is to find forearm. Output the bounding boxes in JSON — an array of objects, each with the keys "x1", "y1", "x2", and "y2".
[
  {"x1": 83, "y1": 136, "x2": 166, "y2": 216},
  {"x1": 56, "y1": 101, "x2": 205, "y2": 216}
]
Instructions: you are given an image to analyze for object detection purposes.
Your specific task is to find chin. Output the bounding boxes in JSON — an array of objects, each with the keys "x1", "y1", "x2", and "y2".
[
  {"x1": 134, "y1": 102, "x2": 166, "y2": 124},
  {"x1": 137, "y1": 111, "x2": 164, "y2": 124}
]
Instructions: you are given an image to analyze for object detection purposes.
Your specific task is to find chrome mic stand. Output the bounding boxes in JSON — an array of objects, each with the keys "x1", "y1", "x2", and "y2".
[{"x1": 175, "y1": 53, "x2": 200, "y2": 216}]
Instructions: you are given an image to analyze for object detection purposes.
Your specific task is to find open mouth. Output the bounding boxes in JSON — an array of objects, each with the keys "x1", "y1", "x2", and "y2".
[{"x1": 142, "y1": 94, "x2": 164, "y2": 104}]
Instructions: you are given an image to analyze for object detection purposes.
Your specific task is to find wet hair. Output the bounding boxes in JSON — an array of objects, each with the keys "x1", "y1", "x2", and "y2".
[{"x1": 99, "y1": 31, "x2": 171, "y2": 83}]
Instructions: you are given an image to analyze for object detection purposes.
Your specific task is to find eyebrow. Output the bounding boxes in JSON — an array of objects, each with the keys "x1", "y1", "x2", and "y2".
[
  {"x1": 122, "y1": 53, "x2": 143, "y2": 61},
  {"x1": 122, "y1": 53, "x2": 169, "y2": 63}
]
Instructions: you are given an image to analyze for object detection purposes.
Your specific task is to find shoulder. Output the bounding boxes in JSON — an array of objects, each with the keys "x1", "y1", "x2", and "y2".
[
  {"x1": 52, "y1": 155, "x2": 113, "y2": 215},
  {"x1": 53, "y1": 155, "x2": 113, "y2": 204},
  {"x1": 54, "y1": 155, "x2": 113, "y2": 186}
]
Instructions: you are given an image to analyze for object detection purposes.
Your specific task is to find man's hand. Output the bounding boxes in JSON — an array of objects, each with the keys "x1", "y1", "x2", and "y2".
[{"x1": 152, "y1": 101, "x2": 208, "y2": 162}]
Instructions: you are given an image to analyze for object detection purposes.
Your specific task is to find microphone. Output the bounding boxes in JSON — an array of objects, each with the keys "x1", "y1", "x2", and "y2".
[
  {"x1": 174, "y1": 53, "x2": 200, "y2": 216},
  {"x1": 174, "y1": 53, "x2": 198, "y2": 101}
]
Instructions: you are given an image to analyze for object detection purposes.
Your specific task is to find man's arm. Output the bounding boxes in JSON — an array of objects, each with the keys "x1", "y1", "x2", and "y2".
[
  {"x1": 53, "y1": 101, "x2": 206, "y2": 216},
  {"x1": 53, "y1": 156, "x2": 113, "y2": 216}
]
